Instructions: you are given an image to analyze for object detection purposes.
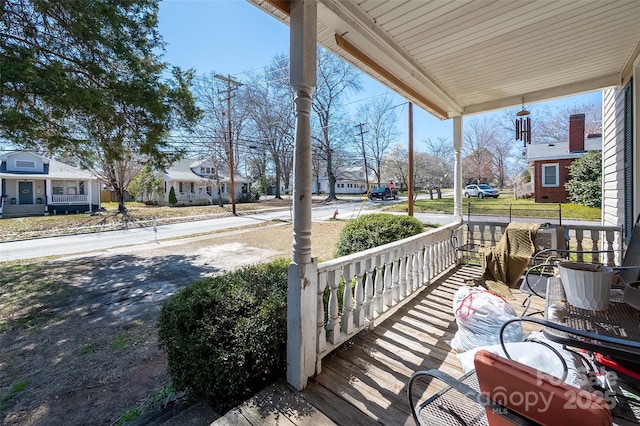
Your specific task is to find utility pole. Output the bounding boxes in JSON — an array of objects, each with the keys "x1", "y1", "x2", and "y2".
[
  {"x1": 355, "y1": 123, "x2": 369, "y2": 190},
  {"x1": 215, "y1": 74, "x2": 243, "y2": 215}
]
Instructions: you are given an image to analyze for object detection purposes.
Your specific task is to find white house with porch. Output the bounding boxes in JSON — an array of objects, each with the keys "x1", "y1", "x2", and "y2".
[
  {"x1": 315, "y1": 165, "x2": 368, "y2": 194},
  {"x1": 0, "y1": 151, "x2": 100, "y2": 218},
  {"x1": 157, "y1": 158, "x2": 252, "y2": 206},
  {"x1": 240, "y1": 0, "x2": 640, "y2": 399}
]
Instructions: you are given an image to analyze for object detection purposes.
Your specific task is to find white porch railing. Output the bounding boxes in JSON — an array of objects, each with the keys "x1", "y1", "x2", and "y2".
[
  {"x1": 313, "y1": 221, "x2": 459, "y2": 374},
  {"x1": 176, "y1": 193, "x2": 206, "y2": 202},
  {"x1": 50, "y1": 194, "x2": 89, "y2": 204}
]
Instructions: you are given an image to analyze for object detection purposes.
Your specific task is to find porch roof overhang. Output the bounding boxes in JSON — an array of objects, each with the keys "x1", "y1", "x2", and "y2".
[
  {"x1": 249, "y1": 0, "x2": 640, "y2": 119},
  {"x1": 0, "y1": 172, "x2": 97, "y2": 180}
]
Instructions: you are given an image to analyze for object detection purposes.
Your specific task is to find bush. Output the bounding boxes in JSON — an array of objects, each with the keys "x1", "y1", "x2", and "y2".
[
  {"x1": 168, "y1": 186, "x2": 177, "y2": 206},
  {"x1": 157, "y1": 259, "x2": 288, "y2": 411},
  {"x1": 335, "y1": 213, "x2": 424, "y2": 257},
  {"x1": 566, "y1": 150, "x2": 602, "y2": 208}
]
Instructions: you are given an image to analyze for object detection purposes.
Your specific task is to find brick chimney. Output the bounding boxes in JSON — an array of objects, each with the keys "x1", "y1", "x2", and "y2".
[{"x1": 569, "y1": 113, "x2": 585, "y2": 152}]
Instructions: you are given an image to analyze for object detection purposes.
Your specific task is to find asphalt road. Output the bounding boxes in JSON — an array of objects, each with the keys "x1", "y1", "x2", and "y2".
[
  {"x1": 0, "y1": 198, "x2": 455, "y2": 262},
  {"x1": 0, "y1": 196, "x2": 591, "y2": 263}
]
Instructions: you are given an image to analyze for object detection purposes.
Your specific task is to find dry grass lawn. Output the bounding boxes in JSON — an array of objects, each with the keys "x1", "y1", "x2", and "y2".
[
  {"x1": 0, "y1": 219, "x2": 346, "y2": 425},
  {"x1": 212, "y1": 220, "x2": 347, "y2": 261}
]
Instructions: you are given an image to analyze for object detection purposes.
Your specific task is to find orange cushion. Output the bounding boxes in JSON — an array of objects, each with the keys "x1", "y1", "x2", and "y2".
[{"x1": 474, "y1": 349, "x2": 612, "y2": 426}]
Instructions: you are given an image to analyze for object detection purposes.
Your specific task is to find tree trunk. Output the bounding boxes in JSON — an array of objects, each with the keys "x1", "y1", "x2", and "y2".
[
  {"x1": 116, "y1": 188, "x2": 127, "y2": 212},
  {"x1": 326, "y1": 150, "x2": 337, "y2": 201},
  {"x1": 275, "y1": 161, "x2": 282, "y2": 199}
]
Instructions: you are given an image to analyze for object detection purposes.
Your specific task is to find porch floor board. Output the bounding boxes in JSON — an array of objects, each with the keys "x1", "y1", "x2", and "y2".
[{"x1": 215, "y1": 264, "x2": 546, "y2": 426}]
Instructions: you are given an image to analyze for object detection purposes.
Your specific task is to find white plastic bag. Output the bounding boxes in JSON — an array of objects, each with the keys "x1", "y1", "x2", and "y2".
[{"x1": 450, "y1": 286, "x2": 522, "y2": 352}]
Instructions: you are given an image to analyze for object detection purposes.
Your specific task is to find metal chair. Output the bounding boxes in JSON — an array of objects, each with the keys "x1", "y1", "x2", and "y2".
[{"x1": 407, "y1": 317, "x2": 635, "y2": 426}]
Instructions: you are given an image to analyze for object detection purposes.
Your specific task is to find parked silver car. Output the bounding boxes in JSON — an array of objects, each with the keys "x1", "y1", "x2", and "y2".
[{"x1": 464, "y1": 184, "x2": 499, "y2": 199}]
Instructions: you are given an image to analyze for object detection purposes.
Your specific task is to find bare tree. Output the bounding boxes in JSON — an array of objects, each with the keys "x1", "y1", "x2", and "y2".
[
  {"x1": 415, "y1": 152, "x2": 448, "y2": 199},
  {"x1": 312, "y1": 47, "x2": 362, "y2": 200},
  {"x1": 383, "y1": 144, "x2": 409, "y2": 190},
  {"x1": 423, "y1": 136, "x2": 454, "y2": 169},
  {"x1": 245, "y1": 55, "x2": 294, "y2": 199},
  {"x1": 463, "y1": 117, "x2": 499, "y2": 185},
  {"x1": 355, "y1": 95, "x2": 400, "y2": 187}
]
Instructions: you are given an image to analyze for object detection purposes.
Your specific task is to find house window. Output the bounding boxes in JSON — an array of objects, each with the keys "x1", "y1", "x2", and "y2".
[
  {"x1": 179, "y1": 182, "x2": 184, "y2": 192},
  {"x1": 190, "y1": 182, "x2": 194, "y2": 193},
  {"x1": 15, "y1": 160, "x2": 36, "y2": 169},
  {"x1": 206, "y1": 167, "x2": 211, "y2": 174},
  {"x1": 242, "y1": 183, "x2": 248, "y2": 193},
  {"x1": 542, "y1": 163, "x2": 559, "y2": 187},
  {"x1": 79, "y1": 181, "x2": 85, "y2": 195},
  {"x1": 52, "y1": 180, "x2": 64, "y2": 195},
  {"x1": 201, "y1": 167, "x2": 205, "y2": 174}
]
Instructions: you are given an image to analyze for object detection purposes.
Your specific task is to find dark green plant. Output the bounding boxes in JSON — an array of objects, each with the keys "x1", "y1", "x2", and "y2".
[
  {"x1": 168, "y1": 186, "x2": 177, "y2": 206},
  {"x1": 157, "y1": 259, "x2": 288, "y2": 412},
  {"x1": 566, "y1": 150, "x2": 602, "y2": 208},
  {"x1": 335, "y1": 213, "x2": 424, "y2": 257}
]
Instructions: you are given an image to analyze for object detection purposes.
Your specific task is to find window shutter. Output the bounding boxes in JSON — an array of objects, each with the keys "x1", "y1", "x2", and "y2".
[{"x1": 624, "y1": 79, "x2": 634, "y2": 242}]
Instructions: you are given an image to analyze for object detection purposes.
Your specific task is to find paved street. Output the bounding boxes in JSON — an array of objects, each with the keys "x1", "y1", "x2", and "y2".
[
  {"x1": 0, "y1": 196, "x2": 592, "y2": 263},
  {"x1": 0, "y1": 198, "x2": 454, "y2": 262}
]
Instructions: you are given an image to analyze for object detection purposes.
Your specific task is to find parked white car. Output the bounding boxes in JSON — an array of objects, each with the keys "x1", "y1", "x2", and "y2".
[{"x1": 464, "y1": 184, "x2": 499, "y2": 199}]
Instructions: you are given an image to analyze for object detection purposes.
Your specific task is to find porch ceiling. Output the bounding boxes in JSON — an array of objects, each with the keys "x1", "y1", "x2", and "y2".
[{"x1": 248, "y1": 0, "x2": 640, "y2": 119}]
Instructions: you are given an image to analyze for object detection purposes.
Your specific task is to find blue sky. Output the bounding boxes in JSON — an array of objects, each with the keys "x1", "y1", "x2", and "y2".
[{"x1": 157, "y1": 0, "x2": 601, "y2": 145}]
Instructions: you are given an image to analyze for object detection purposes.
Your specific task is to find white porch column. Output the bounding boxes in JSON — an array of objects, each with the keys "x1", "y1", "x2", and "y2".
[
  {"x1": 287, "y1": 0, "x2": 317, "y2": 391},
  {"x1": 87, "y1": 180, "x2": 93, "y2": 213},
  {"x1": 45, "y1": 179, "x2": 52, "y2": 205},
  {"x1": 453, "y1": 116, "x2": 463, "y2": 222}
]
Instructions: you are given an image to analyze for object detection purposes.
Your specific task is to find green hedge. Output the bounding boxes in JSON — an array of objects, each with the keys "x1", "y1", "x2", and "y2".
[
  {"x1": 335, "y1": 213, "x2": 424, "y2": 257},
  {"x1": 157, "y1": 259, "x2": 288, "y2": 411}
]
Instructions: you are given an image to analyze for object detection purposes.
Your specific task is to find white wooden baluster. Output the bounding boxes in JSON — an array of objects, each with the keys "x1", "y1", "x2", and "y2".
[
  {"x1": 417, "y1": 247, "x2": 425, "y2": 288},
  {"x1": 404, "y1": 253, "x2": 412, "y2": 293},
  {"x1": 575, "y1": 228, "x2": 584, "y2": 262},
  {"x1": 423, "y1": 245, "x2": 431, "y2": 286},
  {"x1": 316, "y1": 271, "x2": 327, "y2": 374},
  {"x1": 374, "y1": 259, "x2": 384, "y2": 315},
  {"x1": 326, "y1": 269, "x2": 341, "y2": 344},
  {"x1": 412, "y1": 252, "x2": 419, "y2": 291},
  {"x1": 397, "y1": 256, "x2": 406, "y2": 297},
  {"x1": 341, "y1": 265, "x2": 354, "y2": 335},
  {"x1": 383, "y1": 255, "x2": 393, "y2": 308},
  {"x1": 590, "y1": 230, "x2": 600, "y2": 264},
  {"x1": 353, "y1": 261, "x2": 365, "y2": 327},
  {"x1": 364, "y1": 258, "x2": 374, "y2": 319},
  {"x1": 392, "y1": 256, "x2": 401, "y2": 303},
  {"x1": 605, "y1": 229, "x2": 615, "y2": 266}
]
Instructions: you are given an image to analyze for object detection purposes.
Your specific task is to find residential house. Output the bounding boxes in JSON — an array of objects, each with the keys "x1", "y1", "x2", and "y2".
[
  {"x1": 157, "y1": 158, "x2": 252, "y2": 206},
  {"x1": 248, "y1": 1, "x2": 640, "y2": 398},
  {"x1": 315, "y1": 165, "x2": 369, "y2": 194},
  {"x1": 526, "y1": 113, "x2": 602, "y2": 203},
  {"x1": 0, "y1": 151, "x2": 100, "y2": 218}
]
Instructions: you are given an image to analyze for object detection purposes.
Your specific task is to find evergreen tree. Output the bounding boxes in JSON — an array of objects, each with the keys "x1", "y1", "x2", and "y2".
[
  {"x1": 566, "y1": 151, "x2": 602, "y2": 208},
  {"x1": 168, "y1": 186, "x2": 177, "y2": 206},
  {"x1": 0, "y1": 0, "x2": 200, "y2": 211}
]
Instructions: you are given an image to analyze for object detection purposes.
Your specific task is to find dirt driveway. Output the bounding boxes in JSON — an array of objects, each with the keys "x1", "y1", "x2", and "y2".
[
  {"x1": 0, "y1": 221, "x2": 344, "y2": 425},
  {"x1": 0, "y1": 231, "x2": 283, "y2": 425}
]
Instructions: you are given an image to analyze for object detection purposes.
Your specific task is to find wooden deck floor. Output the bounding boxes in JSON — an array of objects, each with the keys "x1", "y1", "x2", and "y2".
[{"x1": 214, "y1": 264, "x2": 546, "y2": 426}]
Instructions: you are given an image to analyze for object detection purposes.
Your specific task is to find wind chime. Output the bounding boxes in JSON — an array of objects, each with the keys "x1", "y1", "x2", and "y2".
[{"x1": 515, "y1": 99, "x2": 531, "y2": 147}]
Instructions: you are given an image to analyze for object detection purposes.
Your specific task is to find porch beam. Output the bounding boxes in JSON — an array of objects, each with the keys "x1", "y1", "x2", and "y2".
[
  {"x1": 463, "y1": 74, "x2": 620, "y2": 115},
  {"x1": 453, "y1": 116, "x2": 463, "y2": 222},
  {"x1": 287, "y1": 0, "x2": 318, "y2": 391}
]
